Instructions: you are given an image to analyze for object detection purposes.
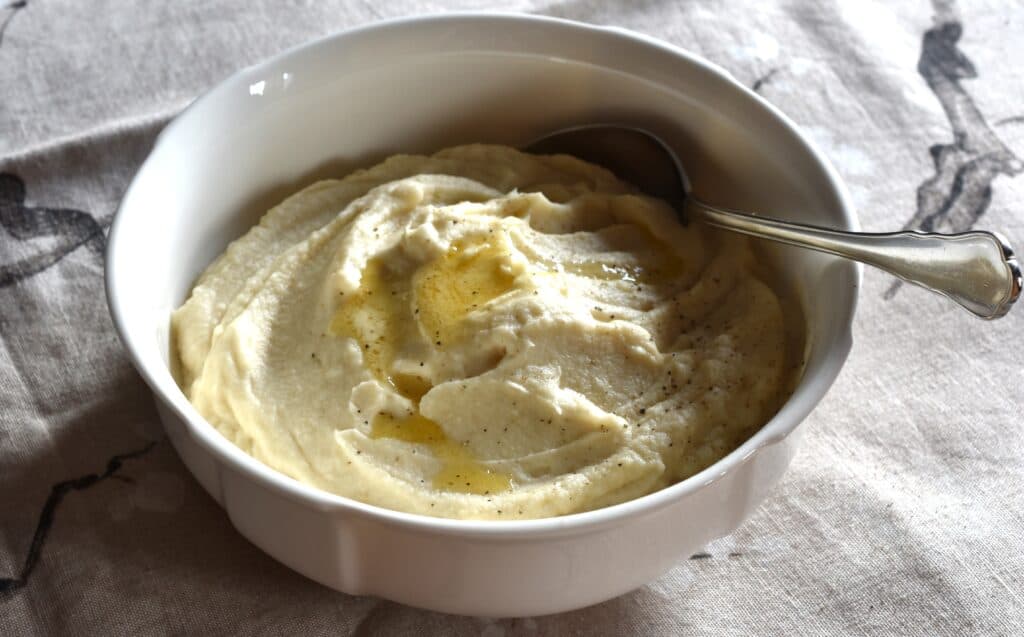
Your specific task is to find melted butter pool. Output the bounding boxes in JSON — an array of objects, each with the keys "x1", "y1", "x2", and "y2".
[
  {"x1": 331, "y1": 242, "x2": 516, "y2": 495},
  {"x1": 371, "y1": 411, "x2": 512, "y2": 495},
  {"x1": 413, "y1": 239, "x2": 517, "y2": 347},
  {"x1": 532, "y1": 226, "x2": 685, "y2": 287}
]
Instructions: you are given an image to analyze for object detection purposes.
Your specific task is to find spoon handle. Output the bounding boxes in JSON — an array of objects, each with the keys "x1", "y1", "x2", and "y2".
[{"x1": 690, "y1": 200, "x2": 1022, "y2": 319}]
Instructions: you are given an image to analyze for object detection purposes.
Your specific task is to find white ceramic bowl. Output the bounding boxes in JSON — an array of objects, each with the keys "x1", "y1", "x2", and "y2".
[{"x1": 106, "y1": 13, "x2": 859, "y2": 617}]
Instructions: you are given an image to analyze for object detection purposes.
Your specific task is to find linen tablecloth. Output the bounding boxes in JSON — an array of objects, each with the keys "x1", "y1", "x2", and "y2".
[{"x1": 2, "y1": 1, "x2": 1022, "y2": 634}]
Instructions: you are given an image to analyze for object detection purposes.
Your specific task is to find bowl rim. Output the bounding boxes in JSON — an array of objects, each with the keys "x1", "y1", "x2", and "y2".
[{"x1": 106, "y1": 11, "x2": 860, "y2": 538}]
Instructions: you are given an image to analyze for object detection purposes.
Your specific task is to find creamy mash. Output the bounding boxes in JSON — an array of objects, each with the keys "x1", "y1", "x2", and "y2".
[{"x1": 172, "y1": 145, "x2": 800, "y2": 520}]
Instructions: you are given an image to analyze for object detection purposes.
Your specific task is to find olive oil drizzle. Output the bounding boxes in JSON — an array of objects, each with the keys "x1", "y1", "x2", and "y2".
[
  {"x1": 530, "y1": 226, "x2": 685, "y2": 287},
  {"x1": 330, "y1": 242, "x2": 515, "y2": 495}
]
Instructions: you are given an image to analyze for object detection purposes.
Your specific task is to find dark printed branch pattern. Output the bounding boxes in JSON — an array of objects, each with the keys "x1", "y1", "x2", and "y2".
[
  {"x1": 885, "y1": 20, "x2": 1022, "y2": 299},
  {"x1": 0, "y1": 0, "x2": 27, "y2": 48},
  {"x1": 0, "y1": 174, "x2": 106, "y2": 288},
  {"x1": 0, "y1": 442, "x2": 158, "y2": 597},
  {"x1": 751, "y1": 67, "x2": 780, "y2": 94},
  {"x1": 0, "y1": 172, "x2": 145, "y2": 598},
  {"x1": 1, "y1": 6, "x2": 108, "y2": 289}
]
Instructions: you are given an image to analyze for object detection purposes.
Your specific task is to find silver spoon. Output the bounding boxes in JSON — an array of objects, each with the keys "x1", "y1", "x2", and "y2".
[{"x1": 526, "y1": 125, "x2": 1021, "y2": 319}]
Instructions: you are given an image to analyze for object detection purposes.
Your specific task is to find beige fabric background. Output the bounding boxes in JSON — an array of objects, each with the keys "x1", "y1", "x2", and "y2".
[{"x1": 1, "y1": 0, "x2": 1022, "y2": 634}]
